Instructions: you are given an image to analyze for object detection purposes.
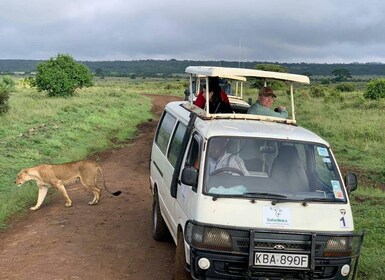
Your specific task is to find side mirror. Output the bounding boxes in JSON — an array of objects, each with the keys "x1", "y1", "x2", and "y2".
[
  {"x1": 344, "y1": 172, "x2": 358, "y2": 193},
  {"x1": 181, "y1": 166, "x2": 198, "y2": 188}
]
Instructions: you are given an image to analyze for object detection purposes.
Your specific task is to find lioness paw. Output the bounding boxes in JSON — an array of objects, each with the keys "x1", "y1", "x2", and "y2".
[
  {"x1": 65, "y1": 202, "x2": 72, "y2": 207},
  {"x1": 30, "y1": 206, "x2": 39, "y2": 211}
]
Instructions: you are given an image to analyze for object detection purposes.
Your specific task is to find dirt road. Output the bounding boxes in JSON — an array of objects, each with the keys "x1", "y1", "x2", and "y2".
[{"x1": 0, "y1": 95, "x2": 180, "y2": 280}]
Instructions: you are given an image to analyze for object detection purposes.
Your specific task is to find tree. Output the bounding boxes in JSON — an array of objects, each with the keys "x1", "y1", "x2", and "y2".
[
  {"x1": 332, "y1": 68, "x2": 352, "y2": 82},
  {"x1": 34, "y1": 54, "x2": 93, "y2": 97},
  {"x1": 95, "y1": 67, "x2": 104, "y2": 77},
  {"x1": 252, "y1": 64, "x2": 288, "y2": 89},
  {"x1": 0, "y1": 76, "x2": 15, "y2": 114},
  {"x1": 256, "y1": 64, "x2": 288, "y2": 73}
]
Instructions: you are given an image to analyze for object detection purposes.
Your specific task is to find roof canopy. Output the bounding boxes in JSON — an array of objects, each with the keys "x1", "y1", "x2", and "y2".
[{"x1": 185, "y1": 66, "x2": 310, "y2": 84}]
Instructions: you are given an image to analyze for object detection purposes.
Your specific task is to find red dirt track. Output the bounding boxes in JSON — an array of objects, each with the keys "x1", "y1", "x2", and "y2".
[{"x1": 0, "y1": 95, "x2": 179, "y2": 280}]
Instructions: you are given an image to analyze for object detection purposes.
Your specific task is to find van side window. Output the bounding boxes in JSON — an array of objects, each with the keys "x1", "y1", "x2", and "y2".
[
  {"x1": 185, "y1": 133, "x2": 202, "y2": 170},
  {"x1": 155, "y1": 112, "x2": 176, "y2": 154},
  {"x1": 167, "y1": 122, "x2": 187, "y2": 167}
]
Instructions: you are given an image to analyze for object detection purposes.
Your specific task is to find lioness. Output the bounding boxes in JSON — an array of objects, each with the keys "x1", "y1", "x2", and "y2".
[{"x1": 15, "y1": 160, "x2": 121, "y2": 211}]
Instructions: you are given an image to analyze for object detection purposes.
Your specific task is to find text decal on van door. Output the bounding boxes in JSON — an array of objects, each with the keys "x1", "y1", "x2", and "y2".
[{"x1": 263, "y1": 206, "x2": 291, "y2": 228}]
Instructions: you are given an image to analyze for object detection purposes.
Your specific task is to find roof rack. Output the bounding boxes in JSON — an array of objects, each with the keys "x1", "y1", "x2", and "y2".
[{"x1": 184, "y1": 66, "x2": 310, "y2": 124}]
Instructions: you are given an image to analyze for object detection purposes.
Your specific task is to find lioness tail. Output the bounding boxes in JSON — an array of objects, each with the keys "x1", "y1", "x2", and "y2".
[{"x1": 97, "y1": 166, "x2": 122, "y2": 196}]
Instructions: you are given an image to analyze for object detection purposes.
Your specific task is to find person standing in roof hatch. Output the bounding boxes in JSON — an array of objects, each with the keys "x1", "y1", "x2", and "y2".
[
  {"x1": 247, "y1": 86, "x2": 288, "y2": 118},
  {"x1": 194, "y1": 77, "x2": 232, "y2": 113}
]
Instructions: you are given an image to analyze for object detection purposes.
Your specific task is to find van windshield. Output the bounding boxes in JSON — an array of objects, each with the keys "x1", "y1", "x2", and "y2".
[{"x1": 203, "y1": 137, "x2": 347, "y2": 202}]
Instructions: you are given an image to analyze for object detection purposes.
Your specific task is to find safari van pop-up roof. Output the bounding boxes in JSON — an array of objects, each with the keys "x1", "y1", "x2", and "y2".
[{"x1": 184, "y1": 66, "x2": 310, "y2": 125}]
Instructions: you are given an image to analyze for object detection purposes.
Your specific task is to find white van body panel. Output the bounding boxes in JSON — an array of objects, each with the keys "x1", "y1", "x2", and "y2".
[
  {"x1": 150, "y1": 143, "x2": 178, "y2": 238},
  {"x1": 189, "y1": 197, "x2": 354, "y2": 232}
]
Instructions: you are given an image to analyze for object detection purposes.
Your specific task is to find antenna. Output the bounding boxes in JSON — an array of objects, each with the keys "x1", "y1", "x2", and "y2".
[{"x1": 238, "y1": 38, "x2": 243, "y2": 68}]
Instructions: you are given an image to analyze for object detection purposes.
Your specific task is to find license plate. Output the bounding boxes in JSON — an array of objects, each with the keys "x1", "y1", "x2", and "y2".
[{"x1": 254, "y1": 252, "x2": 308, "y2": 268}]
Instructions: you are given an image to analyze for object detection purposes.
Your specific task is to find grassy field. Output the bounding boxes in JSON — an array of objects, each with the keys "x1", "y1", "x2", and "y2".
[
  {"x1": 0, "y1": 78, "x2": 155, "y2": 227},
  {"x1": 1, "y1": 76, "x2": 384, "y2": 279}
]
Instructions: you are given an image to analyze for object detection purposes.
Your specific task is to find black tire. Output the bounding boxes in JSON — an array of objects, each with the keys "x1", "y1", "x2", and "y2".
[
  {"x1": 174, "y1": 231, "x2": 191, "y2": 280},
  {"x1": 152, "y1": 191, "x2": 170, "y2": 241}
]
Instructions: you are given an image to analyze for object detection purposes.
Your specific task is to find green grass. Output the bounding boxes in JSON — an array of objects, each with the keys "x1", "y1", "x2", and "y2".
[
  {"x1": 94, "y1": 76, "x2": 187, "y2": 95},
  {"x1": 0, "y1": 78, "x2": 152, "y2": 228},
  {"x1": 350, "y1": 188, "x2": 385, "y2": 279}
]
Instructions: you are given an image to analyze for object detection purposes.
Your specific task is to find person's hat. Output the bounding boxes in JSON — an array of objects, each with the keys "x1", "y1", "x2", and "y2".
[{"x1": 259, "y1": 87, "x2": 277, "y2": 98}]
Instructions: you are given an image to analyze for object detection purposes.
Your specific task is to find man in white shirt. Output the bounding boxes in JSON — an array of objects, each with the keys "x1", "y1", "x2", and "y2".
[{"x1": 207, "y1": 138, "x2": 249, "y2": 176}]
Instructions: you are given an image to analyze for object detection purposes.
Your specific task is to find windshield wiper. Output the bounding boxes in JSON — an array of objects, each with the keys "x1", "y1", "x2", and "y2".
[
  {"x1": 302, "y1": 197, "x2": 344, "y2": 203},
  {"x1": 243, "y1": 192, "x2": 287, "y2": 199},
  {"x1": 211, "y1": 192, "x2": 287, "y2": 201},
  {"x1": 271, "y1": 196, "x2": 344, "y2": 206}
]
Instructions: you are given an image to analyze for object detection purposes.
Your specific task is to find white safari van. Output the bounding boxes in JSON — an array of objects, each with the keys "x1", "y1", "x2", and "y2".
[{"x1": 150, "y1": 66, "x2": 364, "y2": 279}]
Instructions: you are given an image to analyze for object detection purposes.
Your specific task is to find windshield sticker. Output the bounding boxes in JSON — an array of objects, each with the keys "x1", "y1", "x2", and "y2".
[
  {"x1": 263, "y1": 206, "x2": 291, "y2": 228},
  {"x1": 317, "y1": 147, "x2": 329, "y2": 157},
  {"x1": 331, "y1": 180, "x2": 344, "y2": 199}
]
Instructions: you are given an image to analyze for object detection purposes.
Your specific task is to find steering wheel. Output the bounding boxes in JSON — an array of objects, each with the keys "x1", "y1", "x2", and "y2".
[{"x1": 210, "y1": 167, "x2": 245, "y2": 176}]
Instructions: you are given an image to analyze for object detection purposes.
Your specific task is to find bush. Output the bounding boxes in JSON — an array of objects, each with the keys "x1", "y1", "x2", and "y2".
[
  {"x1": 309, "y1": 86, "x2": 326, "y2": 98},
  {"x1": 0, "y1": 76, "x2": 15, "y2": 114},
  {"x1": 364, "y1": 79, "x2": 385, "y2": 100},
  {"x1": 335, "y1": 82, "x2": 354, "y2": 92},
  {"x1": 34, "y1": 53, "x2": 93, "y2": 97},
  {"x1": 319, "y1": 78, "x2": 331, "y2": 85},
  {"x1": 324, "y1": 89, "x2": 343, "y2": 103}
]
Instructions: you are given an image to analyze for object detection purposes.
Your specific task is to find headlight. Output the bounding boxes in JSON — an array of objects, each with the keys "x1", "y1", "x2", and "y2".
[
  {"x1": 323, "y1": 236, "x2": 353, "y2": 257},
  {"x1": 185, "y1": 222, "x2": 233, "y2": 251}
]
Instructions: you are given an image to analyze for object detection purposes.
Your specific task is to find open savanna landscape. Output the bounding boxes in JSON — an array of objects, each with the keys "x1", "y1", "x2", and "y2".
[{"x1": 0, "y1": 75, "x2": 384, "y2": 279}]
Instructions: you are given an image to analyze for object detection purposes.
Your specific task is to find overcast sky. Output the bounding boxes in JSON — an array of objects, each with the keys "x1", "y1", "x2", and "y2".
[{"x1": 1, "y1": 0, "x2": 385, "y2": 63}]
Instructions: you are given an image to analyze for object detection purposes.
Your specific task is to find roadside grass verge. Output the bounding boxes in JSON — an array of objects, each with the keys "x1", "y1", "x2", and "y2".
[
  {"x1": 0, "y1": 80, "x2": 152, "y2": 228},
  {"x1": 350, "y1": 188, "x2": 385, "y2": 279}
]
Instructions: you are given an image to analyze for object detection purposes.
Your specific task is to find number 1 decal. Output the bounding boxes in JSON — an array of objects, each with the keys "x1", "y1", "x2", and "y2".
[{"x1": 340, "y1": 216, "x2": 349, "y2": 228}]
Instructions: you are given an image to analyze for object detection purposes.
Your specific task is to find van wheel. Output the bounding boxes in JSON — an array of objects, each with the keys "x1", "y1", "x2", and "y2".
[
  {"x1": 174, "y1": 231, "x2": 191, "y2": 280},
  {"x1": 152, "y1": 192, "x2": 170, "y2": 241}
]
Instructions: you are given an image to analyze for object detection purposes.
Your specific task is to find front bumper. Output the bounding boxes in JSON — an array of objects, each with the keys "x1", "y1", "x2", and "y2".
[{"x1": 185, "y1": 221, "x2": 364, "y2": 279}]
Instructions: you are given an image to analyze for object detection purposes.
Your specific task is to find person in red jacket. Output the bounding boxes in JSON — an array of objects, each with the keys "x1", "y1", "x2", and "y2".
[{"x1": 194, "y1": 77, "x2": 232, "y2": 113}]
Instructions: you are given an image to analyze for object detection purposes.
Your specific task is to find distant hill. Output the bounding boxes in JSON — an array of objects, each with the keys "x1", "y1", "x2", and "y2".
[{"x1": 1, "y1": 59, "x2": 385, "y2": 77}]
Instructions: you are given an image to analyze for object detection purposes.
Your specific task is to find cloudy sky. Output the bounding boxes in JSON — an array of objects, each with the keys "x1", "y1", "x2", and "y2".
[{"x1": 1, "y1": 0, "x2": 385, "y2": 63}]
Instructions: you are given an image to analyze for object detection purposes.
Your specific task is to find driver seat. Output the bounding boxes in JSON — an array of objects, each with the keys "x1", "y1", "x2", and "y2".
[{"x1": 270, "y1": 145, "x2": 309, "y2": 192}]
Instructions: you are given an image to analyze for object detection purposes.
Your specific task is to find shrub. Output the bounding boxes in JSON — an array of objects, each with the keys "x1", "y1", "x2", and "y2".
[
  {"x1": 0, "y1": 76, "x2": 15, "y2": 114},
  {"x1": 324, "y1": 89, "x2": 343, "y2": 103},
  {"x1": 34, "y1": 53, "x2": 93, "y2": 97},
  {"x1": 309, "y1": 86, "x2": 326, "y2": 98},
  {"x1": 335, "y1": 83, "x2": 354, "y2": 92},
  {"x1": 364, "y1": 79, "x2": 385, "y2": 100},
  {"x1": 319, "y1": 78, "x2": 331, "y2": 85}
]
